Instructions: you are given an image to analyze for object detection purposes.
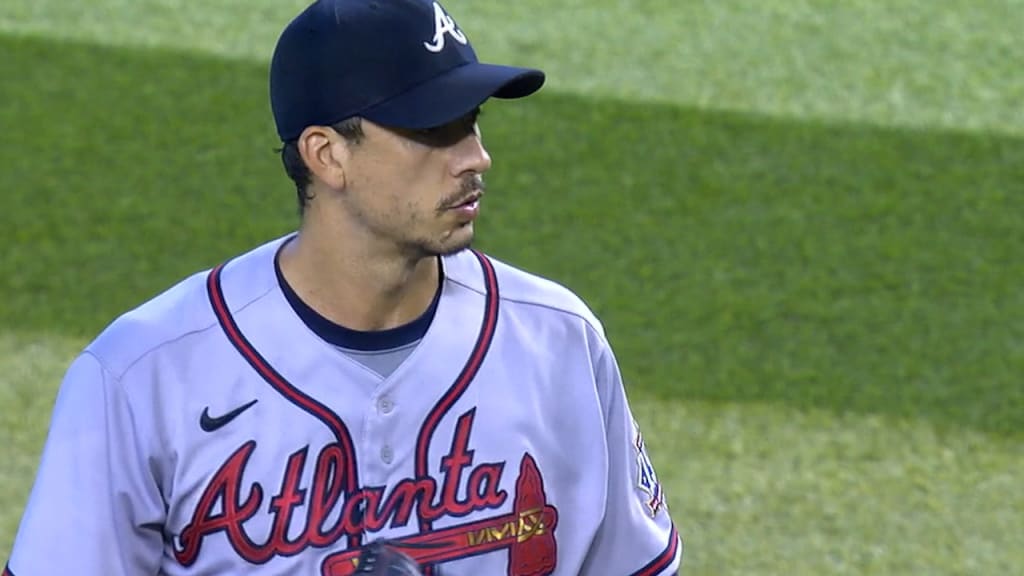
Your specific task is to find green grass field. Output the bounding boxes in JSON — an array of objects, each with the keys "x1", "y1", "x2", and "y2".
[{"x1": 2, "y1": 1, "x2": 1023, "y2": 574}]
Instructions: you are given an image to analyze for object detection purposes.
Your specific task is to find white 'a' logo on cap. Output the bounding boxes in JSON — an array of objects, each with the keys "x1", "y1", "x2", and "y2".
[{"x1": 423, "y1": 1, "x2": 468, "y2": 53}]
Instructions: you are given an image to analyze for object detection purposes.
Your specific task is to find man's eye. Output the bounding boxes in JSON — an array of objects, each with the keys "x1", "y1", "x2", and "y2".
[
  {"x1": 407, "y1": 110, "x2": 480, "y2": 146},
  {"x1": 411, "y1": 125, "x2": 463, "y2": 146}
]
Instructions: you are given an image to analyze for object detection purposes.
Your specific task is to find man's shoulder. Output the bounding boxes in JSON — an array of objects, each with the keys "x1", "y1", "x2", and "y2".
[
  {"x1": 84, "y1": 268, "x2": 216, "y2": 379},
  {"x1": 443, "y1": 249, "x2": 606, "y2": 338},
  {"x1": 85, "y1": 236, "x2": 288, "y2": 378}
]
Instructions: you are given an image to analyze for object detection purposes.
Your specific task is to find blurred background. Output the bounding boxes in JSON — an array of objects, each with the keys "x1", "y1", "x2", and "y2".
[{"x1": 1, "y1": 0, "x2": 1022, "y2": 574}]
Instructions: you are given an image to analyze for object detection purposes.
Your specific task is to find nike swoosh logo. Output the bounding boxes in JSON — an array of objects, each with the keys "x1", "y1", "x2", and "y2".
[{"x1": 200, "y1": 399, "x2": 258, "y2": 432}]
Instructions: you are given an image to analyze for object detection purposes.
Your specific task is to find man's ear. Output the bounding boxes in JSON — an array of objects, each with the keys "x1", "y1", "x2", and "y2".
[{"x1": 297, "y1": 125, "x2": 349, "y2": 190}]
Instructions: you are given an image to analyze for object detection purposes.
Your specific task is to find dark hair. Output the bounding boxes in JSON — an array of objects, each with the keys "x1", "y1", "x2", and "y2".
[{"x1": 278, "y1": 116, "x2": 365, "y2": 214}]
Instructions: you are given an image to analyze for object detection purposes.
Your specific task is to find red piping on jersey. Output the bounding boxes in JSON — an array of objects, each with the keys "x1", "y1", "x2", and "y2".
[
  {"x1": 414, "y1": 250, "x2": 500, "y2": 573},
  {"x1": 3, "y1": 564, "x2": 15, "y2": 576},
  {"x1": 630, "y1": 523, "x2": 681, "y2": 576},
  {"x1": 207, "y1": 262, "x2": 362, "y2": 550}
]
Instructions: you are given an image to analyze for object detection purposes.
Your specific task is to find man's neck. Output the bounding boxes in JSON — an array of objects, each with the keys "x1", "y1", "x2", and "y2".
[{"x1": 277, "y1": 222, "x2": 440, "y2": 333}]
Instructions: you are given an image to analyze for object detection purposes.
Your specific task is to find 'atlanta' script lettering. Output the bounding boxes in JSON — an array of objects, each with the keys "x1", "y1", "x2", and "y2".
[{"x1": 173, "y1": 410, "x2": 507, "y2": 565}]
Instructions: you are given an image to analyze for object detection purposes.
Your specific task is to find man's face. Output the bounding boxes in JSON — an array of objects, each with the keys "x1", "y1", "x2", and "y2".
[{"x1": 338, "y1": 108, "x2": 491, "y2": 258}]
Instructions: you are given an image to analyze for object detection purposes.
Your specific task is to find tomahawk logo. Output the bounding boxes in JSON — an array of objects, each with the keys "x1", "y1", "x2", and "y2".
[{"x1": 423, "y1": 1, "x2": 467, "y2": 53}]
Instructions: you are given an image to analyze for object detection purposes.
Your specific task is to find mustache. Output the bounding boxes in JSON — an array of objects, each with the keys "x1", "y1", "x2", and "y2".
[{"x1": 438, "y1": 176, "x2": 486, "y2": 209}]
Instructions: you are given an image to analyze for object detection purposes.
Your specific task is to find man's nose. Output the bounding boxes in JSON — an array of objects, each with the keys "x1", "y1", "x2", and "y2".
[{"x1": 451, "y1": 130, "x2": 492, "y2": 176}]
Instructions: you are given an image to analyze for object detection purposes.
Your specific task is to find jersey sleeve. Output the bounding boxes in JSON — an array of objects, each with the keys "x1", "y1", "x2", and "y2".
[
  {"x1": 580, "y1": 342, "x2": 683, "y2": 575},
  {"x1": 6, "y1": 352, "x2": 164, "y2": 576}
]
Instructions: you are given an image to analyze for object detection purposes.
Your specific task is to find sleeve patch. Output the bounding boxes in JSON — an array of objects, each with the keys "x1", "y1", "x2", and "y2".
[{"x1": 632, "y1": 419, "x2": 667, "y2": 517}]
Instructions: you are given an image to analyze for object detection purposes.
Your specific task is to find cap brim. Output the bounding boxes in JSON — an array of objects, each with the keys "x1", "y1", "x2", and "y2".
[{"x1": 359, "y1": 62, "x2": 545, "y2": 130}]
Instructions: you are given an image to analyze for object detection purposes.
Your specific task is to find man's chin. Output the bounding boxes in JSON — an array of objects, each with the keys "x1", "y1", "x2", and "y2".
[
  {"x1": 411, "y1": 230, "x2": 474, "y2": 258},
  {"x1": 435, "y1": 226, "x2": 475, "y2": 256},
  {"x1": 435, "y1": 237, "x2": 474, "y2": 257}
]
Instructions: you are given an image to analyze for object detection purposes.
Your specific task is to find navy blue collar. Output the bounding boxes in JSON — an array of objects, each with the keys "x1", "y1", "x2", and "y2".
[{"x1": 274, "y1": 250, "x2": 441, "y2": 352}]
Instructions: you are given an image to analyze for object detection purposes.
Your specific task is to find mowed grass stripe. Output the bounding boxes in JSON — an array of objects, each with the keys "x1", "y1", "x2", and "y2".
[
  {"x1": 1, "y1": 0, "x2": 1022, "y2": 134},
  {"x1": 3, "y1": 33, "x2": 1021, "y2": 437},
  {"x1": 0, "y1": 332, "x2": 83, "y2": 559},
  {"x1": 631, "y1": 399, "x2": 1024, "y2": 576},
  {"x1": 2, "y1": 332, "x2": 1021, "y2": 574}
]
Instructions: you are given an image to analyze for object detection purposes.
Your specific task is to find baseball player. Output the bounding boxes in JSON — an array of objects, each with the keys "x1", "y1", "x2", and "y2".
[{"x1": 4, "y1": 0, "x2": 682, "y2": 574}]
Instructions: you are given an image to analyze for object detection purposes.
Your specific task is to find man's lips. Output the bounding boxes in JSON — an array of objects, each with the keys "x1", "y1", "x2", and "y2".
[{"x1": 447, "y1": 192, "x2": 482, "y2": 209}]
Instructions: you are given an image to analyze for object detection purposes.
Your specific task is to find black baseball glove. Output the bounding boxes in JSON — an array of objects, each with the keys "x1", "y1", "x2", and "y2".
[{"x1": 355, "y1": 540, "x2": 425, "y2": 575}]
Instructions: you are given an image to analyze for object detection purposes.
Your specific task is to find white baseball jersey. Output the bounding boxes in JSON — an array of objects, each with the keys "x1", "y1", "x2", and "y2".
[{"x1": 6, "y1": 234, "x2": 682, "y2": 576}]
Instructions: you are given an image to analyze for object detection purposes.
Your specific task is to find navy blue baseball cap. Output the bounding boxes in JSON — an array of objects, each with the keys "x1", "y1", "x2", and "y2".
[{"x1": 270, "y1": 0, "x2": 546, "y2": 142}]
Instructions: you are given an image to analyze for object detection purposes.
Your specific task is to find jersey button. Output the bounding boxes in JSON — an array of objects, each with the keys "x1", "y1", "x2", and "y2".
[
  {"x1": 381, "y1": 444, "x2": 394, "y2": 464},
  {"x1": 378, "y1": 396, "x2": 394, "y2": 415}
]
